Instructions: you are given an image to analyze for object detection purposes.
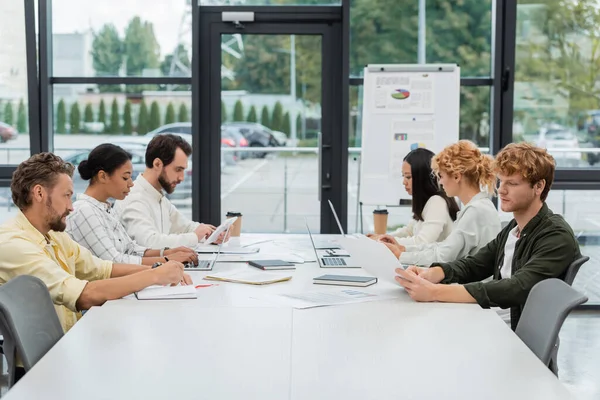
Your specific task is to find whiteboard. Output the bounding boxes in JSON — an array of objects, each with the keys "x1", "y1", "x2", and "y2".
[{"x1": 359, "y1": 64, "x2": 460, "y2": 206}]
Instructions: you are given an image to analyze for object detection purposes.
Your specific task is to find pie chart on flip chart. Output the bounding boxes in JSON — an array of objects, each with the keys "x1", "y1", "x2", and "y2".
[{"x1": 391, "y1": 89, "x2": 411, "y2": 100}]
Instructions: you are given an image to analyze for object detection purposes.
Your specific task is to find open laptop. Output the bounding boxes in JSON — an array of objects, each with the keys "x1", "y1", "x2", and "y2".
[
  {"x1": 328, "y1": 199, "x2": 366, "y2": 239},
  {"x1": 328, "y1": 199, "x2": 346, "y2": 235},
  {"x1": 305, "y1": 219, "x2": 360, "y2": 268},
  {"x1": 185, "y1": 225, "x2": 231, "y2": 271}
]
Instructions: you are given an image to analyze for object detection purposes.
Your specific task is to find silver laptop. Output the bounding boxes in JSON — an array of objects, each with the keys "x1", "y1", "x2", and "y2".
[
  {"x1": 305, "y1": 219, "x2": 360, "y2": 268},
  {"x1": 186, "y1": 225, "x2": 231, "y2": 271}
]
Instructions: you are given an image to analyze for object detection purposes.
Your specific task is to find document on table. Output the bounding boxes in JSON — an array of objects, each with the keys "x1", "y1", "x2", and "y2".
[
  {"x1": 135, "y1": 285, "x2": 197, "y2": 300},
  {"x1": 204, "y1": 270, "x2": 292, "y2": 285},
  {"x1": 255, "y1": 288, "x2": 401, "y2": 309}
]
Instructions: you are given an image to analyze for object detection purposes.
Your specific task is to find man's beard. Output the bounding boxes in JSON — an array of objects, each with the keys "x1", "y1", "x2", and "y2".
[
  {"x1": 158, "y1": 171, "x2": 177, "y2": 194},
  {"x1": 46, "y1": 198, "x2": 69, "y2": 232}
]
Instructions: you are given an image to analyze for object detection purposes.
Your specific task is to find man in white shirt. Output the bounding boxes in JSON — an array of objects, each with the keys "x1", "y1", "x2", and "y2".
[{"x1": 115, "y1": 134, "x2": 216, "y2": 249}]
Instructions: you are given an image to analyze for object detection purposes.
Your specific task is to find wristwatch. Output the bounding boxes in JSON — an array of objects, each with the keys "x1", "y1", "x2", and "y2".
[
  {"x1": 151, "y1": 262, "x2": 162, "y2": 269},
  {"x1": 159, "y1": 247, "x2": 170, "y2": 257}
]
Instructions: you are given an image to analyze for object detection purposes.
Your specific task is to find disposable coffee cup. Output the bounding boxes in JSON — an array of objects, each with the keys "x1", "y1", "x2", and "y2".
[
  {"x1": 373, "y1": 209, "x2": 389, "y2": 235},
  {"x1": 226, "y1": 212, "x2": 243, "y2": 237}
]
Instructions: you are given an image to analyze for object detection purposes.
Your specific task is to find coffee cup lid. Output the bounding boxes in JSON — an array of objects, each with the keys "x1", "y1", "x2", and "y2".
[
  {"x1": 373, "y1": 209, "x2": 389, "y2": 215},
  {"x1": 226, "y1": 211, "x2": 242, "y2": 217}
]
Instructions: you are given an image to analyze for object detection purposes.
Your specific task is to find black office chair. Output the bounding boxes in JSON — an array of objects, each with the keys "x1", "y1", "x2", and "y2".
[{"x1": 0, "y1": 275, "x2": 64, "y2": 387}]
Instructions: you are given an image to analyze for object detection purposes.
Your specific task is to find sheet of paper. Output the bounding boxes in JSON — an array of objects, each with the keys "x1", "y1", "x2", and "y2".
[
  {"x1": 256, "y1": 288, "x2": 400, "y2": 309},
  {"x1": 197, "y1": 252, "x2": 307, "y2": 263},
  {"x1": 389, "y1": 116, "x2": 436, "y2": 179},
  {"x1": 371, "y1": 73, "x2": 435, "y2": 114}
]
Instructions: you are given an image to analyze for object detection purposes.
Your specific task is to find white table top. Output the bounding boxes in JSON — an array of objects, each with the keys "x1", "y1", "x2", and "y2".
[{"x1": 4, "y1": 234, "x2": 574, "y2": 400}]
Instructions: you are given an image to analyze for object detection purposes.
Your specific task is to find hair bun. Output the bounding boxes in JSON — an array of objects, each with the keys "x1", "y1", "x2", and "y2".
[{"x1": 78, "y1": 159, "x2": 93, "y2": 181}]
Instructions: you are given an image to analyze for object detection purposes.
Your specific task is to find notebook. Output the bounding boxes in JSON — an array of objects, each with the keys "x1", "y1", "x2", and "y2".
[
  {"x1": 248, "y1": 260, "x2": 296, "y2": 270},
  {"x1": 134, "y1": 285, "x2": 197, "y2": 300},
  {"x1": 313, "y1": 274, "x2": 377, "y2": 287},
  {"x1": 204, "y1": 270, "x2": 292, "y2": 285}
]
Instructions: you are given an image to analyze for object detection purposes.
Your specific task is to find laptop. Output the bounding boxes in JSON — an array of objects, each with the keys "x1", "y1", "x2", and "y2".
[
  {"x1": 328, "y1": 200, "x2": 346, "y2": 235},
  {"x1": 305, "y1": 219, "x2": 360, "y2": 268},
  {"x1": 185, "y1": 225, "x2": 231, "y2": 271},
  {"x1": 328, "y1": 199, "x2": 366, "y2": 239}
]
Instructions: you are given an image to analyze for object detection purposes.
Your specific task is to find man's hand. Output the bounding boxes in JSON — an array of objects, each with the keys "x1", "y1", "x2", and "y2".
[
  {"x1": 366, "y1": 233, "x2": 381, "y2": 240},
  {"x1": 211, "y1": 230, "x2": 230, "y2": 245},
  {"x1": 181, "y1": 273, "x2": 193, "y2": 285},
  {"x1": 394, "y1": 268, "x2": 439, "y2": 302},
  {"x1": 381, "y1": 241, "x2": 406, "y2": 259},
  {"x1": 153, "y1": 260, "x2": 185, "y2": 286},
  {"x1": 166, "y1": 251, "x2": 198, "y2": 265},
  {"x1": 405, "y1": 265, "x2": 445, "y2": 283},
  {"x1": 194, "y1": 224, "x2": 216, "y2": 241}
]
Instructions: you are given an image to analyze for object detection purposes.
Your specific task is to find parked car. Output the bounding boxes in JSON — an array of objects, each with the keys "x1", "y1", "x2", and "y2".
[
  {"x1": 578, "y1": 110, "x2": 600, "y2": 165},
  {"x1": 271, "y1": 130, "x2": 289, "y2": 147},
  {"x1": 222, "y1": 122, "x2": 278, "y2": 158},
  {"x1": 0, "y1": 122, "x2": 18, "y2": 143},
  {"x1": 221, "y1": 126, "x2": 249, "y2": 159},
  {"x1": 536, "y1": 124, "x2": 581, "y2": 167}
]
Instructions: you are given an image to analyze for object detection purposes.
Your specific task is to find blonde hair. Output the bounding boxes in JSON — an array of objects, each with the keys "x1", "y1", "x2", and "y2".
[
  {"x1": 494, "y1": 142, "x2": 555, "y2": 201},
  {"x1": 431, "y1": 140, "x2": 495, "y2": 195}
]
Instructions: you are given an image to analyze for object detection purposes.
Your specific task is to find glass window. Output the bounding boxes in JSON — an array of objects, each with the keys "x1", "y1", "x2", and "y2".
[
  {"x1": 514, "y1": 1, "x2": 600, "y2": 169},
  {"x1": 221, "y1": 34, "x2": 322, "y2": 233},
  {"x1": 0, "y1": 1, "x2": 31, "y2": 165},
  {"x1": 52, "y1": 0, "x2": 191, "y2": 78},
  {"x1": 201, "y1": 0, "x2": 341, "y2": 4},
  {"x1": 350, "y1": 0, "x2": 493, "y2": 77},
  {"x1": 52, "y1": 84, "x2": 193, "y2": 219}
]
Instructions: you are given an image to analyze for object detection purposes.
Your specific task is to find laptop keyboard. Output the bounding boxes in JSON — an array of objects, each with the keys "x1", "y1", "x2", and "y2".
[
  {"x1": 185, "y1": 260, "x2": 210, "y2": 269},
  {"x1": 321, "y1": 257, "x2": 347, "y2": 266}
]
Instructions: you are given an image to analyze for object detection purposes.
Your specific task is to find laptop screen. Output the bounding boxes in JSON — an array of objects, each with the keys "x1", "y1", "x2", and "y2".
[
  {"x1": 328, "y1": 200, "x2": 345, "y2": 235},
  {"x1": 304, "y1": 219, "x2": 322, "y2": 264}
]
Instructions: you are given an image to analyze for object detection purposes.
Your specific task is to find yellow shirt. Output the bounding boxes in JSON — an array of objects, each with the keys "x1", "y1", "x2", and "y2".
[{"x1": 0, "y1": 211, "x2": 113, "y2": 332}]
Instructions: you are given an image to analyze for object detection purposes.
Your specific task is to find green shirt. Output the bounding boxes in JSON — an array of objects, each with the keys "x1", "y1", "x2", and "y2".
[{"x1": 432, "y1": 203, "x2": 581, "y2": 330}]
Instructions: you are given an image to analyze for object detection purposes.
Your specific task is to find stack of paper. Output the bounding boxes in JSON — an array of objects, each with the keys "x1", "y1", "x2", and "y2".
[
  {"x1": 204, "y1": 270, "x2": 292, "y2": 285},
  {"x1": 135, "y1": 285, "x2": 197, "y2": 300}
]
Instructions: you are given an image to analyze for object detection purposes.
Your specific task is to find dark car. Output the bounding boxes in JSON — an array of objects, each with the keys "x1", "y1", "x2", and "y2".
[
  {"x1": 221, "y1": 122, "x2": 278, "y2": 158},
  {"x1": 221, "y1": 126, "x2": 249, "y2": 159},
  {"x1": 578, "y1": 111, "x2": 600, "y2": 165}
]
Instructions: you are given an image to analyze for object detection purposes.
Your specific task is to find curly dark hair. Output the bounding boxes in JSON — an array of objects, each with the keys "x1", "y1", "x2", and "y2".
[{"x1": 11, "y1": 153, "x2": 74, "y2": 210}]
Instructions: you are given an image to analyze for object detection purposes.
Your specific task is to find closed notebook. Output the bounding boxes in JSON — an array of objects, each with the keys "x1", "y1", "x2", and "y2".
[
  {"x1": 313, "y1": 274, "x2": 377, "y2": 287},
  {"x1": 248, "y1": 260, "x2": 296, "y2": 270},
  {"x1": 204, "y1": 270, "x2": 292, "y2": 285},
  {"x1": 135, "y1": 285, "x2": 197, "y2": 300}
]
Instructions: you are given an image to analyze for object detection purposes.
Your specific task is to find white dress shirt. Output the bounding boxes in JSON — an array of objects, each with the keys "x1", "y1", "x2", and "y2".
[
  {"x1": 399, "y1": 192, "x2": 501, "y2": 266},
  {"x1": 66, "y1": 194, "x2": 148, "y2": 264},
  {"x1": 114, "y1": 174, "x2": 200, "y2": 248},
  {"x1": 390, "y1": 195, "x2": 454, "y2": 246}
]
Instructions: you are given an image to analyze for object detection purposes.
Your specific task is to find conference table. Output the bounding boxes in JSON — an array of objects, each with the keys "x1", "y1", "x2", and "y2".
[{"x1": 4, "y1": 234, "x2": 574, "y2": 400}]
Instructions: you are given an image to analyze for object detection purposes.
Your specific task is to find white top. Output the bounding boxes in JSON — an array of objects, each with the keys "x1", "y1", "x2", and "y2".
[
  {"x1": 399, "y1": 192, "x2": 501, "y2": 266},
  {"x1": 390, "y1": 195, "x2": 454, "y2": 246},
  {"x1": 66, "y1": 194, "x2": 148, "y2": 264},
  {"x1": 496, "y1": 226, "x2": 520, "y2": 324},
  {"x1": 114, "y1": 174, "x2": 200, "y2": 248}
]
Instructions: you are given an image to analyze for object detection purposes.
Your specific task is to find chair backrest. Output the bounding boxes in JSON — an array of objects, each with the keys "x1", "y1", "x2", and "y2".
[
  {"x1": 563, "y1": 255, "x2": 589, "y2": 286},
  {"x1": 0, "y1": 275, "x2": 64, "y2": 372},
  {"x1": 515, "y1": 278, "x2": 587, "y2": 366}
]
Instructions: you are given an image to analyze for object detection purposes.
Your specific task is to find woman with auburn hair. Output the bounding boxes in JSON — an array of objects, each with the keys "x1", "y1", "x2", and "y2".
[
  {"x1": 379, "y1": 140, "x2": 501, "y2": 265},
  {"x1": 369, "y1": 148, "x2": 460, "y2": 246}
]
